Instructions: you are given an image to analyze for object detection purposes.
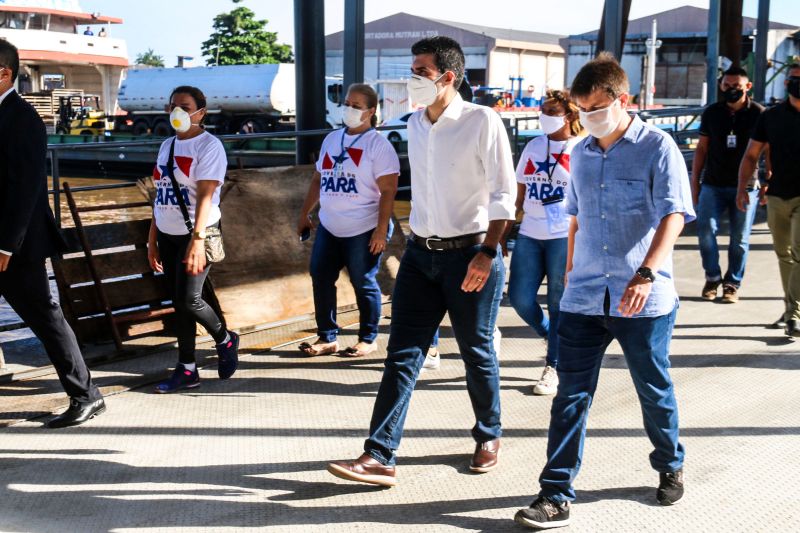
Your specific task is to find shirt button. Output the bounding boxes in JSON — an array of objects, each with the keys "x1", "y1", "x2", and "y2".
[
  {"x1": 601, "y1": 214, "x2": 606, "y2": 219},
  {"x1": 600, "y1": 183, "x2": 605, "y2": 188},
  {"x1": 605, "y1": 273, "x2": 611, "y2": 278},
  {"x1": 603, "y1": 245, "x2": 608, "y2": 250},
  {"x1": 603, "y1": 154, "x2": 607, "y2": 159}
]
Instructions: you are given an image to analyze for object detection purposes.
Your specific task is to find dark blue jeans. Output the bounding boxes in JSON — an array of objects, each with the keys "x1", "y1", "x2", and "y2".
[
  {"x1": 539, "y1": 302, "x2": 685, "y2": 503},
  {"x1": 508, "y1": 234, "x2": 567, "y2": 366},
  {"x1": 309, "y1": 224, "x2": 388, "y2": 343},
  {"x1": 696, "y1": 184, "x2": 758, "y2": 287},
  {"x1": 364, "y1": 239, "x2": 505, "y2": 465}
]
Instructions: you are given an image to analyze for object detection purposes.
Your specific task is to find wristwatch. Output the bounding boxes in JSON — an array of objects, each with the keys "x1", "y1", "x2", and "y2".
[
  {"x1": 192, "y1": 229, "x2": 207, "y2": 240},
  {"x1": 635, "y1": 266, "x2": 655, "y2": 283},
  {"x1": 479, "y1": 244, "x2": 498, "y2": 259}
]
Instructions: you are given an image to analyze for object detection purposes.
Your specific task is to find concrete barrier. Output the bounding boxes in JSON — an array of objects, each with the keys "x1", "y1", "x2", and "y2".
[{"x1": 210, "y1": 164, "x2": 404, "y2": 330}]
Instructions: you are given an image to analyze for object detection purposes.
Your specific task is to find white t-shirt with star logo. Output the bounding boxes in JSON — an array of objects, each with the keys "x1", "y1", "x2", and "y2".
[
  {"x1": 515, "y1": 135, "x2": 579, "y2": 240},
  {"x1": 315, "y1": 128, "x2": 400, "y2": 238},
  {"x1": 152, "y1": 131, "x2": 227, "y2": 236}
]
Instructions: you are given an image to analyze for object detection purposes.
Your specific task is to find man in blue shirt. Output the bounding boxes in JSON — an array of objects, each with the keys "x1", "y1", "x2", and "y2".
[{"x1": 514, "y1": 53, "x2": 695, "y2": 530}]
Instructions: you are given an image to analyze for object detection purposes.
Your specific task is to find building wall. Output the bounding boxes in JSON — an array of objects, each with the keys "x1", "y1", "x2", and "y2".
[{"x1": 488, "y1": 48, "x2": 566, "y2": 94}]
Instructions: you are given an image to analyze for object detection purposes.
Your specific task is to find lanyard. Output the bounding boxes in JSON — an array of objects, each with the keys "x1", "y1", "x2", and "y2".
[
  {"x1": 338, "y1": 127, "x2": 372, "y2": 163},
  {"x1": 545, "y1": 136, "x2": 568, "y2": 182}
]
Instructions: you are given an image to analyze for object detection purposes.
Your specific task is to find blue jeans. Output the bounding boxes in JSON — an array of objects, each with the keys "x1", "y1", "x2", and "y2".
[
  {"x1": 696, "y1": 185, "x2": 758, "y2": 287},
  {"x1": 309, "y1": 224, "x2": 389, "y2": 343},
  {"x1": 508, "y1": 234, "x2": 567, "y2": 366},
  {"x1": 364, "y1": 239, "x2": 505, "y2": 465},
  {"x1": 539, "y1": 300, "x2": 684, "y2": 503}
]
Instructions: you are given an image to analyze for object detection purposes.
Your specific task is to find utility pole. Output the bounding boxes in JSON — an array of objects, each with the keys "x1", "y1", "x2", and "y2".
[{"x1": 645, "y1": 19, "x2": 661, "y2": 107}]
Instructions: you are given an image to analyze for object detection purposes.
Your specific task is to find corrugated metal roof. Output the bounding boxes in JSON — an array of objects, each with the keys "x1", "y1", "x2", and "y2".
[
  {"x1": 573, "y1": 5, "x2": 798, "y2": 41},
  {"x1": 428, "y1": 17, "x2": 565, "y2": 45}
]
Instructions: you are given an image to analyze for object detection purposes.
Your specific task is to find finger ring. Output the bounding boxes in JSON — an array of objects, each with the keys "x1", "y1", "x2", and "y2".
[{"x1": 477, "y1": 277, "x2": 483, "y2": 281}]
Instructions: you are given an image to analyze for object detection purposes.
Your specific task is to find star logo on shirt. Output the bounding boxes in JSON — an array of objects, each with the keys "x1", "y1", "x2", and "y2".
[
  {"x1": 332, "y1": 151, "x2": 349, "y2": 166},
  {"x1": 535, "y1": 157, "x2": 556, "y2": 174}
]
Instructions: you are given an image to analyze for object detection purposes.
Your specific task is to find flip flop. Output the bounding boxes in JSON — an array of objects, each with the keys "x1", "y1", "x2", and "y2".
[
  {"x1": 339, "y1": 343, "x2": 378, "y2": 358},
  {"x1": 299, "y1": 341, "x2": 339, "y2": 356}
]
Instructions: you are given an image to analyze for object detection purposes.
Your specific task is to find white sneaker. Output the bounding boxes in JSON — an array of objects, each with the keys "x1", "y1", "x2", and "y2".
[
  {"x1": 422, "y1": 347, "x2": 441, "y2": 371},
  {"x1": 533, "y1": 365, "x2": 558, "y2": 395},
  {"x1": 493, "y1": 326, "x2": 502, "y2": 360}
]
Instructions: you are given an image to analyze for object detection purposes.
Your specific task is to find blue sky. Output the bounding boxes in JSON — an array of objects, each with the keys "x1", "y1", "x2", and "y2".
[{"x1": 79, "y1": 0, "x2": 800, "y2": 67}]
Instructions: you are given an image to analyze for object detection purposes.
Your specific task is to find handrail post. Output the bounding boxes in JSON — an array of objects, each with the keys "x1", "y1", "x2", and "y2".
[{"x1": 50, "y1": 149, "x2": 61, "y2": 227}]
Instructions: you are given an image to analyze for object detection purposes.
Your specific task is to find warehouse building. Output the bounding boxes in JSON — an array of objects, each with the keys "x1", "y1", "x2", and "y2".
[
  {"x1": 325, "y1": 12, "x2": 566, "y2": 96},
  {"x1": 561, "y1": 5, "x2": 800, "y2": 105}
]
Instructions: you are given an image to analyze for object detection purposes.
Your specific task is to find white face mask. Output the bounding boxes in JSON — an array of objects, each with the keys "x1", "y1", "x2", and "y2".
[
  {"x1": 342, "y1": 105, "x2": 368, "y2": 129},
  {"x1": 407, "y1": 73, "x2": 445, "y2": 106},
  {"x1": 539, "y1": 113, "x2": 567, "y2": 135},
  {"x1": 579, "y1": 99, "x2": 621, "y2": 139},
  {"x1": 169, "y1": 106, "x2": 204, "y2": 133}
]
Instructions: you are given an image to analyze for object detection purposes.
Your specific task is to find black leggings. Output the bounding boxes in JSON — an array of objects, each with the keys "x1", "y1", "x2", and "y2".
[{"x1": 157, "y1": 230, "x2": 226, "y2": 363}]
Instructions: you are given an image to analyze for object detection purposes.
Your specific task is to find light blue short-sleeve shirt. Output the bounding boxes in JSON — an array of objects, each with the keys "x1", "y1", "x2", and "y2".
[{"x1": 561, "y1": 115, "x2": 696, "y2": 318}]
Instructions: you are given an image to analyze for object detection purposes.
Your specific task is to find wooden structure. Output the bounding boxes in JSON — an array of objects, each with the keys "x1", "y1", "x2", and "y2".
[{"x1": 52, "y1": 183, "x2": 174, "y2": 350}]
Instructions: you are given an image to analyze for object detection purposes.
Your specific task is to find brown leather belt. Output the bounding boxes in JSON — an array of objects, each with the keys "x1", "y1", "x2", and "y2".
[{"x1": 410, "y1": 232, "x2": 486, "y2": 251}]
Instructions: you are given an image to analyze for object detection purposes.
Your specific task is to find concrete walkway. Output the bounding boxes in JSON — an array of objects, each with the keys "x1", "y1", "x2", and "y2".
[{"x1": 1, "y1": 218, "x2": 798, "y2": 532}]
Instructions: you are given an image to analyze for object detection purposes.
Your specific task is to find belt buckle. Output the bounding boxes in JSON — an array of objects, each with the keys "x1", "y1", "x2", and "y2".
[{"x1": 425, "y1": 237, "x2": 442, "y2": 250}]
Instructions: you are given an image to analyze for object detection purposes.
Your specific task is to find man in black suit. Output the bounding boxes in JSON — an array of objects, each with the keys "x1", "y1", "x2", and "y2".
[{"x1": 0, "y1": 40, "x2": 105, "y2": 428}]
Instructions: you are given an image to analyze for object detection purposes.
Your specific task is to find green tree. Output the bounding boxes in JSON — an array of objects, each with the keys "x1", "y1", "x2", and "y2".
[
  {"x1": 202, "y1": 0, "x2": 293, "y2": 66},
  {"x1": 135, "y1": 48, "x2": 165, "y2": 67}
]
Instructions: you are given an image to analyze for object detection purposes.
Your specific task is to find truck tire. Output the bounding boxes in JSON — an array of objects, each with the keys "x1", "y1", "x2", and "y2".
[
  {"x1": 132, "y1": 119, "x2": 150, "y2": 136},
  {"x1": 152, "y1": 119, "x2": 171, "y2": 137}
]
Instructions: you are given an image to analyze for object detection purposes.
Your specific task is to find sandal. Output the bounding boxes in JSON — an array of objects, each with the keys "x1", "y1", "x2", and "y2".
[
  {"x1": 339, "y1": 342, "x2": 378, "y2": 358},
  {"x1": 298, "y1": 340, "x2": 339, "y2": 356}
]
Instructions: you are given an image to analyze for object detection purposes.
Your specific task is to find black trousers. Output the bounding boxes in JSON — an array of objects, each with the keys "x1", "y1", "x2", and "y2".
[
  {"x1": 0, "y1": 257, "x2": 101, "y2": 403},
  {"x1": 157, "y1": 230, "x2": 226, "y2": 364}
]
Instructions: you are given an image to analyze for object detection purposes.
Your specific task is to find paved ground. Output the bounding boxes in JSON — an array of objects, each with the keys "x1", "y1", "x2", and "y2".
[{"x1": 1, "y1": 217, "x2": 799, "y2": 532}]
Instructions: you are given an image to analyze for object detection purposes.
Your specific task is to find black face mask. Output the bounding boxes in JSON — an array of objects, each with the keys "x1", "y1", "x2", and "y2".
[
  {"x1": 722, "y1": 88, "x2": 744, "y2": 103},
  {"x1": 788, "y1": 77, "x2": 800, "y2": 99}
]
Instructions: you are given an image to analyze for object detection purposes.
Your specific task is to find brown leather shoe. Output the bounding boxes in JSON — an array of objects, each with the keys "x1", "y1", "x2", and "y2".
[
  {"x1": 327, "y1": 453, "x2": 397, "y2": 487},
  {"x1": 470, "y1": 438, "x2": 500, "y2": 473}
]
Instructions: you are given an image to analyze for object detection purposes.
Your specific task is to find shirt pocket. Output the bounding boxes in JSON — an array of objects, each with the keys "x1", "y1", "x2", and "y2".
[{"x1": 611, "y1": 179, "x2": 647, "y2": 214}]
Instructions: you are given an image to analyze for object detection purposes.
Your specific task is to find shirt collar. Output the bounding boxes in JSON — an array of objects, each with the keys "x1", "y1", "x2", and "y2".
[
  {"x1": 0, "y1": 87, "x2": 15, "y2": 106},
  {"x1": 422, "y1": 92, "x2": 465, "y2": 125}
]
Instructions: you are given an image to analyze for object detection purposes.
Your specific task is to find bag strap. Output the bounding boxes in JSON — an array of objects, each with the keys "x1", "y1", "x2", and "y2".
[{"x1": 165, "y1": 137, "x2": 194, "y2": 233}]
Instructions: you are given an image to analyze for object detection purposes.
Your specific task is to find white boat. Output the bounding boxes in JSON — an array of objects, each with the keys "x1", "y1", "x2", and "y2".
[{"x1": 0, "y1": 0, "x2": 127, "y2": 124}]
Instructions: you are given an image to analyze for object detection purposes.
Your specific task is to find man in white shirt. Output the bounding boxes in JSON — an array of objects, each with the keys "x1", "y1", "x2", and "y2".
[{"x1": 328, "y1": 36, "x2": 516, "y2": 487}]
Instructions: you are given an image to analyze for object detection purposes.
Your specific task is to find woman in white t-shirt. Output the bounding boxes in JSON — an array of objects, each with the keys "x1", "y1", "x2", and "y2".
[
  {"x1": 147, "y1": 85, "x2": 239, "y2": 393},
  {"x1": 296, "y1": 84, "x2": 400, "y2": 357},
  {"x1": 504, "y1": 90, "x2": 583, "y2": 396}
]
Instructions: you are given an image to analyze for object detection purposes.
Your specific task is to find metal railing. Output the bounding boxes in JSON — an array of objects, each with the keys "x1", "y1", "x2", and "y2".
[{"x1": 44, "y1": 106, "x2": 707, "y2": 227}]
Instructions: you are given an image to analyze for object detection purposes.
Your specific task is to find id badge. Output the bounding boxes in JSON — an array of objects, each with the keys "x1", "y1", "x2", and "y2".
[
  {"x1": 543, "y1": 197, "x2": 568, "y2": 235},
  {"x1": 727, "y1": 134, "x2": 737, "y2": 149}
]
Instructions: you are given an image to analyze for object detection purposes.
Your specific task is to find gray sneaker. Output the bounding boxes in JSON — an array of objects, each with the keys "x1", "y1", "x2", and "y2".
[{"x1": 514, "y1": 495, "x2": 570, "y2": 529}]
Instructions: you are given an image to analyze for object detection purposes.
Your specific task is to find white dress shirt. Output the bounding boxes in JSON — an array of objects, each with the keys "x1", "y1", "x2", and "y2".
[
  {"x1": 407, "y1": 93, "x2": 516, "y2": 238},
  {"x1": 0, "y1": 87, "x2": 16, "y2": 257}
]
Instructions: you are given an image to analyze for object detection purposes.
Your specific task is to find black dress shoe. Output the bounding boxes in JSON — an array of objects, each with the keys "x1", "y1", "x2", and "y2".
[
  {"x1": 770, "y1": 315, "x2": 787, "y2": 329},
  {"x1": 785, "y1": 319, "x2": 800, "y2": 338},
  {"x1": 47, "y1": 398, "x2": 106, "y2": 429}
]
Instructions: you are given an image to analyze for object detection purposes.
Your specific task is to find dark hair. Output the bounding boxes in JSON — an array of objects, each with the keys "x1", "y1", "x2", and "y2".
[
  {"x1": 169, "y1": 85, "x2": 207, "y2": 124},
  {"x1": 0, "y1": 39, "x2": 20, "y2": 82},
  {"x1": 721, "y1": 66, "x2": 749, "y2": 80},
  {"x1": 346, "y1": 83, "x2": 379, "y2": 127},
  {"x1": 543, "y1": 89, "x2": 584, "y2": 136},
  {"x1": 411, "y1": 36, "x2": 465, "y2": 87},
  {"x1": 570, "y1": 51, "x2": 629, "y2": 99}
]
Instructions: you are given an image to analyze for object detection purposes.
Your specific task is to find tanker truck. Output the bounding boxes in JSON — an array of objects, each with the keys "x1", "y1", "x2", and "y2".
[{"x1": 114, "y1": 64, "x2": 345, "y2": 136}]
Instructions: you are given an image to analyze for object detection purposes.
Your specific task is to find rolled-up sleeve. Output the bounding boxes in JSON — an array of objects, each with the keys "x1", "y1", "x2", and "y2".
[
  {"x1": 652, "y1": 137, "x2": 696, "y2": 223},
  {"x1": 482, "y1": 112, "x2": 516, "y2": 221}
]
